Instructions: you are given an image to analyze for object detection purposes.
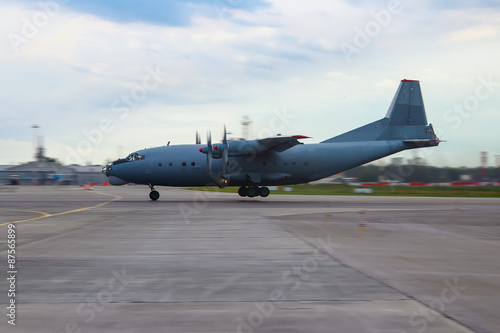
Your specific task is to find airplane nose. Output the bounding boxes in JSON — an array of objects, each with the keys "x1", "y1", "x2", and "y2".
[{"x1": 101, "y1": 163, "x2": 112, "y2": 176}]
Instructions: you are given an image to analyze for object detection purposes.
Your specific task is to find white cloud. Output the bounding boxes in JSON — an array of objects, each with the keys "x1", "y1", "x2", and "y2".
[
  {"x1": 0, "y1": 139, "x2": 33, "y2": 165},
  {"x1": 444, "y1": 24, "x2": 499, "y2": 42},
  {"x1": 326, "y1": 71, "x2": 360, "y2": 81}
]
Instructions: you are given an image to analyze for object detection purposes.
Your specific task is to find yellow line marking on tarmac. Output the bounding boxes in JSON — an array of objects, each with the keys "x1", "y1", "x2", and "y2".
[
  {"x1": 0, "y1": 208, "x2": 52, "y2": 225},
  {"x1": 0, "y1": 190, "x2": 122, "y2": 226}
]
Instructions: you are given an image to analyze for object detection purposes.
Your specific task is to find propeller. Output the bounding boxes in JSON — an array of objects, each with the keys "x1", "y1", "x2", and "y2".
[
  {"x1": 200, "y1": 127, "x2": 228, "y2": 174},
  {"x1": 206, "y1": 130, "x2": 212, "y2": 172},
  {"x1": 195, "y1": 131, "x2": 201, "y2": 145},
  {"x1": 222, "y1": 125, "x2": 229, "y2": 173}
]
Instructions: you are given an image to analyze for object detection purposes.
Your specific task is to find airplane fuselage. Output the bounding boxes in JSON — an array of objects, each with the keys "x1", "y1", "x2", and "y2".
[{"x1": 106, "y1": 139, "x2": 421, "y2": 188}]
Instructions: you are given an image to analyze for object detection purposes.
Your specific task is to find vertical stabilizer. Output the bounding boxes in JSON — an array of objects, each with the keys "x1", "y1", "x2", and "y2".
[
  {"x1": 321, "y1": 79, "x2": 438, "y2": 144},
  {"x1": 385, "y1": 79, "x2": 427, "y2": 126}
]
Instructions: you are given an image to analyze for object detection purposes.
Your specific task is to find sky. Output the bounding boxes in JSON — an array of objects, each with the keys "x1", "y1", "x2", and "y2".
[{"x1": 0, "y1": 0, "x2": 499, "y2": 167}]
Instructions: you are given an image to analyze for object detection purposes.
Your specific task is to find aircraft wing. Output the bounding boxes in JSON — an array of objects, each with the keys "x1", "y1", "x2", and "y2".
[
  {"x1": 256, "y1": 135, "x2": 310, "y2": 153},
  {"x1": 201, "y1": 135, "x2": 310, "y2": 157}
]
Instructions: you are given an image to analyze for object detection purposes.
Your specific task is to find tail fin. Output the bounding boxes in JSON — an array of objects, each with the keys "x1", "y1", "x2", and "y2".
[
  {"x1": 385, "y1": 79, "x2": 427, "y2": 126},
  {"x1": 321, "y1": 79, "x2": 438, "y2": 144}
]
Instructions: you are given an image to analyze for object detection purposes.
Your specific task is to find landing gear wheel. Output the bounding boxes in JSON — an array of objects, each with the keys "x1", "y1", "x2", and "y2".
[
  {"x1": 247, "y1": 187, "x2": 259, "y2": 198},
  {"x1": 238, "y1": 186, "x2": 248, "y2": 197},
  {"x1": 238, "y1": 186, "x2": 270, "y2": 198},
  {"x1": 149, "y1": 190, "x2": 160, "y2": 201},
  {"x1": 260, "y1": 187, "x2": 270, "y2": 197}
]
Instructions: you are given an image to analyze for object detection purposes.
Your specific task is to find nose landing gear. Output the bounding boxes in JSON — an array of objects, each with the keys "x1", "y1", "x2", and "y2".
[
  {"x1": 148, "y1": 184, "x2": 160, "y2": 201},
  {"x1": 149, "y1": 191, "x2": 160, "y2": 201}
]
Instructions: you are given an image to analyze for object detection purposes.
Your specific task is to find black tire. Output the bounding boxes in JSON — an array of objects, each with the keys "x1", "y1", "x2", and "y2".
[
  {"x1": 238, "y1": 186, "x2": 248, "y2": 197},
  {"x1": 260, "y1": 187, "x2": 270, "y2": 197},
  {"x1": 247, "y1": 187, "x2": 259, "y2": 198},
  {"x1": 149, "y1": 190, "x2": 160, "y2": 201}
]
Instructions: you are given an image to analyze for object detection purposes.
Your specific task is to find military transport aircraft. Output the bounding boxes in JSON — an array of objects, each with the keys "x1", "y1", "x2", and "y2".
[{"x1": 102, "y1": 79, "x2": 440, "y2": 200}]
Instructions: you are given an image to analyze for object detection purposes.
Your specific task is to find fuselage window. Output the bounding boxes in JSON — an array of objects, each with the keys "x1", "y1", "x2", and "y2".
[
  {"x1": 169, "y1": 162, "x2": 173, "y2": 166},
  {"x1": 182, "y1": 162, "x2": 187, "y2": 167},
  {"x1": 191, "y1": 162, "x2": 196, "y2": 166}
]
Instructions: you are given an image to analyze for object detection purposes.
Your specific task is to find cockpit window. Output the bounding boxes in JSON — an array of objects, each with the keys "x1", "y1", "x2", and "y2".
[{"x1": 126, "y1": 153, "x2": 145, "y2": 161}]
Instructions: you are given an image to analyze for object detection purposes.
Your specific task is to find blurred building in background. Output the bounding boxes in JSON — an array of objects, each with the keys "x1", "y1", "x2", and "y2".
[
  {"x1": 0, "y1": 126, "x2": 107, "y2": 185},
  {"x1": 0, "y1": 162, "x2": 106, "y2": 185}
]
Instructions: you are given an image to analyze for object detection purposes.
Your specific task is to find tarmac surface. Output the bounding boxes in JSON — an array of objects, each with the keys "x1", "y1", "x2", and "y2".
[{"x1": 0, "y1": 185, "x2": 499, "y2": 333}]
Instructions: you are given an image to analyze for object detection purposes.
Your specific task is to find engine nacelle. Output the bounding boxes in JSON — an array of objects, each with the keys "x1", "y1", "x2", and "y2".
[{"x1": 199, "y1": 140, "x2": 264, "y2": 157}]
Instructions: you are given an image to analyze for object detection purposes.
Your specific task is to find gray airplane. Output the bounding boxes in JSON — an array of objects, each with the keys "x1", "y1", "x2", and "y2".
[{"x1": 102, "y1": 79, "x2": 440, "y2": 200}]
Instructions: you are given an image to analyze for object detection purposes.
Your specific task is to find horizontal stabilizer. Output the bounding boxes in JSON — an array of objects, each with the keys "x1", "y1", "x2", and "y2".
[
  {"x1": 403, "y1": 139, "x2": 440, "y2": 143},
  {"x1": 403, "y1": 138, "x2": 440, "y2": 147}
]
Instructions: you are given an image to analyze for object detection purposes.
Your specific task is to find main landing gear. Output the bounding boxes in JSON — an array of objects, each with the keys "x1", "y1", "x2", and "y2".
[
  {"x1": 148, "y1": 184, "x2": 160, "y2": 201},
  {"x1": 238, "y1": 186, "x2": 270, "y2": 198}
]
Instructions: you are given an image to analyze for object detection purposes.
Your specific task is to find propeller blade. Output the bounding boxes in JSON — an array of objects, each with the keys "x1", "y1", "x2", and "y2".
[
  {"x1": 222, "y1": 125, "x2": 229, "y2": 173},
  {"x1": 207, "y1": 151, "x2": 212, "y2": 172},
  {"x1": 222, "y1": 149, "x2": 228, "y2": 172},
  {"x1": 195, "y1": 131, "x2": 201, "y2": 145},
  {"x1": 207, "y1": 130, "x2": 212, "y2": 172}
]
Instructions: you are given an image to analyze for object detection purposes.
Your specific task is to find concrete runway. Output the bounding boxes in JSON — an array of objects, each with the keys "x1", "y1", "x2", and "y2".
[{"x1": 0, "y1": 186, "x2": 499, "y2": 333}]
